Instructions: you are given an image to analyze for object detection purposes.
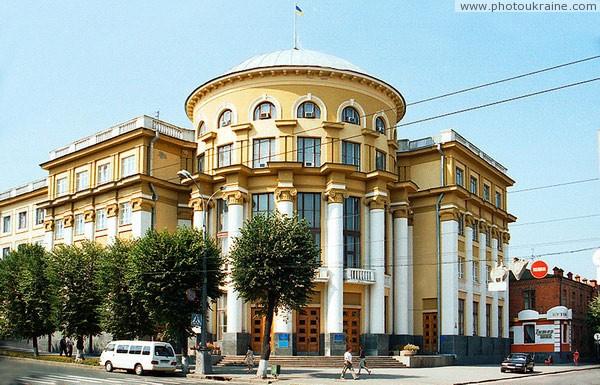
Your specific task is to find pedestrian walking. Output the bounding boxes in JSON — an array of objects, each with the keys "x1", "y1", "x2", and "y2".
[
  {"x1": 244, "y1": 346, "x2": 255, "y2": 373},
  {"x1": 573, "y1": 350, "x2": 580, "y2": 366},
  {"x1": 340, "y1": 347, "x2": 358, "y2": 380},
  {"x1": 66, "y1": 337, "x2": 73, "y2": 357},
  {"x1": 357, "y1": 345, "x2": 371, "y2": 375},
  {"x1": 75, "y1": 336, "x2": 85, "y2": 362},
  {"x1": 58, "y1": 336, "x2": 67, "y2": 356}
]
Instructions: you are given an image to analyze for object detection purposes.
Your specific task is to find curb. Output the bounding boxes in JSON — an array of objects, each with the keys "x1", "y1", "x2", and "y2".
[
  {"x1": 454, "y1": 365, "x2": 600, "y2": 384},
  {"x1": 0, "y1": 354, "x2": 103, "y2": 371}
]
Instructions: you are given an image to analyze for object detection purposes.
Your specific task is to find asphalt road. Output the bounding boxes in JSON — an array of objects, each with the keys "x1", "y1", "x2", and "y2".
[
  {"x1": 493, "y1": 368, "x2": 600, "y2": 384},
  {"x1": 0, "y1": 357, "x2": 202, "y2": 385}
]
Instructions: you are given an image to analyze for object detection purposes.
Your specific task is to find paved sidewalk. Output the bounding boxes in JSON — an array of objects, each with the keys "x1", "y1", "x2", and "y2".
[{"x1": 190, "y1": 363, "x2": 600, "y2": 385}]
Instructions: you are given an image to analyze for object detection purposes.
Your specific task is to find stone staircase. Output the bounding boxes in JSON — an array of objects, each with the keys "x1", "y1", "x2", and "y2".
[{"x1": 216, "y1": 355, "x2": 406, "y2": 368}]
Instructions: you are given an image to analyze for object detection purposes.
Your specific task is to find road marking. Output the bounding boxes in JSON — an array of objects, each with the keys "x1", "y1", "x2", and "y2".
[
  {"x1": 17, "y1": 377, "x2": 57, "y2": 385},
  {"x1": 47, "y1": 374, "x2": 103, "y2": 383}
]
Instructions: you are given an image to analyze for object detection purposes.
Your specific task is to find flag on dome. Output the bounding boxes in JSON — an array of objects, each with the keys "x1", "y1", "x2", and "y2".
[{"x1": 295, "y1": 4, "x2": 304, "y2": 16}]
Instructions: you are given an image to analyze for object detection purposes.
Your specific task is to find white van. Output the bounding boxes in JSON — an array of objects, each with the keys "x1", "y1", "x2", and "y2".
[{"x1": 99, "y1": 340, "x2": 177, "y2": 375}]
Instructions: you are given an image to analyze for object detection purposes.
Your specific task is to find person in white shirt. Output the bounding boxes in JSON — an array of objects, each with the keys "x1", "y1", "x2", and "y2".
[{"x1": 340, "y1": 347, "x2": 358, "y2": 380}]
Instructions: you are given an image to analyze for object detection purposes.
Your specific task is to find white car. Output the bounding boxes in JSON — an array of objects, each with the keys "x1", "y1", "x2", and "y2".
[{"x1": 99, "y1": 340, "x2": 177, "y2": 375}]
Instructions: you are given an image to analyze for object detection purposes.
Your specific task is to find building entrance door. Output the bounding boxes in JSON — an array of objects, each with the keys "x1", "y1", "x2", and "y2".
[
  {"x1": 423, "y1": 312, "x2": 438, "y2": 353},
  {"x1": 296, "y1": 307, "x2": 320, "y2": 354},
  {"x1": 250, "y1": 308, "x2": 273, "y2": 353},
  {"x1": 343, "y1": 308, "x2": 361, "y2": 353}
]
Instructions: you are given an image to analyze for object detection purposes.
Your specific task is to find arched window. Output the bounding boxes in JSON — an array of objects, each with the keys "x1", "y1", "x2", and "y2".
[
  {"x1": 297, "y1": 101, "x2": 321, "y2": 119},
  {"x1": 197, "y1": 121, "x2": 206, "y2": 137},
  {"x1": 253, "y1": 102, "x2": 275, "y2": 120},
  {"x1": 342, "y1": 106, "x2": 360, "y2": 125},
  {"x1": 218, "y1": 110, "x2": 232, "y2": 128},
  {"x1": 375, "y1": 116, "x2": 386, "y2": 134}
]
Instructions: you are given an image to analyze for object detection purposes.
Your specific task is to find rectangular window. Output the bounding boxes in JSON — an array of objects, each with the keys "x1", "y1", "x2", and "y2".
[
  {"x1": 473, "y1": 302, "x2": 479, "y2": 336},
  {"x1": 56, "y1": 177, "x2": 68, "y2": 196},
  {"x1": 217, "y1": 144, "x2": 232, "y2": 168},
  {"x1": 2, "y1": 247, "x2": 10, "y2": 258},
  {"x1": 473, "y1": 261, "x2": 480, "y2": 283},
  {"x1": 495, "y1": 191, "x2": 502, "y2": 208},
  {"x1": 472, "y1": 222, "x2": 478, "y2": 242},
  {"x1": 253, "y1": 138, "x2": 275, "y2": 168},
  {"x1": 142, "y1": 346, "x2": 151, "y2": 356},
  {"x1": 456, "y1": 167, "x2": 464, "y2": 186},
  {"x1": 35, "y1": 208, "x2": 45, "y2": 225},
  {"x1": 342, "y1": 141, "x2": 361, "y2": 169},
  {"x1": 252, "y1": 193, "x2": 274, "y2": 217},
  {"x1": 121, "y1": 155, "x2": 136, "y2": 178},
  {"x1": 458, "y1": 299, "x2": 465, "y2": 336},
  {"x1": 297, "y1": 137, "x2": 321, "y2": 167},
  {"x1": 97, "y1": 163, "x2": 112, "y2": 185},
  {"x1": 486, "y1": 228, "x2": 491, "y2": 247},
  {"x1": 524, "y1": 324, "x2": 535, "y2": 344},
  {"x1": 375, "y1": 150, "x2": 386, "y2": 171},
  {"x1": 74, "y1": 214, "x2": 84, "y2": 236},
  {"x1": 498, "y1": 306, "x2": 503, "y2": 337},
  {"x1": 458, "y1": 214, "x2": 464, "y2": 236},
  {"x1": 297, "y1": 193, "x2": 321, "y2": 250},
  {"x1": 54, "y1": 219, "x2": 64, "y2": 239},
  {"x1": 119, "y1": 202, "x2": 132, "y2": 225},
  {"x1": 470, "y1": 176, "x2": 478, "y2": 195},
  {"x1": 486, "y1": 303, "x2": 491, "y2": 336},
  {"x1": 116, "y1": 345, "x2": 129, "y2": 354},
  {"x1": 17, "y1": 211, "x2": 27, "y2": 230},
  {"x1": 96, "y1": 209, "x2": 107, "y2": 230},
  {"x1": 458, "y1": 256, "x2": 465, "y2": 279},
  {"x1": 483, "y1": 184, "x2": 490, "y2": 201},
  {"x1": 2, "y1": 216, "x2": 11, "y2": 233},
  {"x1": 523, "y1": 289, "x2": 536, "y2": 310},
  {"x1": 343, "y1": 197, "x2": 361, "y2": 268},
  {"x1": 75, "y1": 170, "x2": 89, "y2": 192},
  {"x1": 217, "y1": 199, "x2": 228, "y2": 233},
  {"x1": 197, "y1": 153, "x2": 205, "y2": 173}
]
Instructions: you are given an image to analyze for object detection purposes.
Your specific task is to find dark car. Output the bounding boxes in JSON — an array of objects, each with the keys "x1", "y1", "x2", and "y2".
[{"x1": 500, "y1": 353, "x2": 535, "y2": 373}]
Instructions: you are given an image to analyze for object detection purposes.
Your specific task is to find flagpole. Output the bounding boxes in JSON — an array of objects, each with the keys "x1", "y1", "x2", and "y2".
[{"x1": 293, "y1": 2, "x2": 297, "y2": 49}]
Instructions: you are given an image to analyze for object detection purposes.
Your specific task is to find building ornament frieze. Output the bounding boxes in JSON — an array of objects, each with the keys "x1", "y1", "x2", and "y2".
[{"x1": 274, "y1": 187, "x2": 297, "y2": 203}]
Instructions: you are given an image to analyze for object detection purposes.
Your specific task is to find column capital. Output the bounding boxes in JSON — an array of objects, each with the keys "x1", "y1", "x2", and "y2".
[
  {"x1": 63, "y1": 214, "x2": 74, "y2": 228},
  {"x1": 440, "y1": 207, "x2": 460, "y2": 222},
  {"x1": 44, "y1": 220, "x2": 54, "y2": 232},
  {"x1": 324, "y1": 189, "x2": 346, "y2": 204},
  {"x1": 391, "y1": 205, "x2": 410, "y2": 218},
  {"x1": 131, "y1": 198, "x2": 154, "y2": 212},
  {"x1": 464, "y1": 213, "x2": 476, "y2": 227},
  {"x1": 491, "y1": 226, "x2": 501, "y2": 240},
  {"x1": 106, "y1": 203, "x2": 119, "y2": 218},
  {"x1": 189, "y1": 198, "x2": 212, "y2": 212},
  {"x1": 366, "y1": 195, "x2": 387, "y2": 210},
  {"x1": 274, "y1": 187, "x2": 297, "y2": 203},
  {"x1": 223, "y1": 190, "x2": 247, "y2": 206},
  {"x1": 84, "y1": 209, "x2": 95, "y2": 223},
  {"x1": 479, "y1": 221, "x2": 490, "y2": 233}
]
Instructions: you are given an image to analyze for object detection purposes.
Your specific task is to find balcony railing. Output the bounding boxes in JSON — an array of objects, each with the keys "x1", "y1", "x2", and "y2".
[
  {"x1": 344, "y1": 268, "x2": 375, "y2": 284},
  {"x1": 314, "y1": 267, "x2": 329, "y2": 282}
]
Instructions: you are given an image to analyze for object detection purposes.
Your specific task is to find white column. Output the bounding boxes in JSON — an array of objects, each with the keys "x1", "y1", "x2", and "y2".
[
  {"x1": 131, "y1": 210, "x2": 151, "y2": 238},
  {"x1": 407, "y1": 224, "x2": 414, "y2": 334},
  {"x1": 502, "y1": 240, "x2": 510, "y2": 338},
  {"x1": 464, "y1": 225, "x2": 474, "y2": 336},
  {"x1": 274, "y1": 191, "x2": 295, "y2": 339},
  {"x1": 107, "y1": 216, "x2": 118, "y2": 245},
  {"x1": 491, "y1": 237, "x2": 499, "y2": 338},
  {"x1": 441, "y1": 219, "x2": 459, "y2": 336},
  {"x1": 478, "y1": 229, "x2": 487, "y2": 336},
  {"x1": 226, "y1": 198, "x2": 245, "y2": 334},
  {"x1": 326, "y1": 197, "x2": 344, "y2": 337},
  {"x1": 393, "y1": 211, "x2": 409, "y2": 335},
  {"x1": 44, "y1": 225, "x2": 54, "y2": 251},
  {"x1": 63, "y1": 226, "x2": 73, "y2": 245},
  {"x1": 369, "y1": 204, "x2": 385, "y2": 334},
  {"x1": 193, "y1": 210, "x2": 205, "y2": 231}
]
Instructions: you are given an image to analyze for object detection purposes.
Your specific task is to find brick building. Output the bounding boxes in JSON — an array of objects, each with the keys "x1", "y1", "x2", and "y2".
[{"x1": 509, "y1": 266, "x2": 598, "y2": 361}]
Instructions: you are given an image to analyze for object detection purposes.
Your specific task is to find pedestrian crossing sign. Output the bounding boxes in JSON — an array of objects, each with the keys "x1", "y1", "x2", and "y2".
[{"x1": 191, "y1": 313, "x2": 202, "y2": 327}]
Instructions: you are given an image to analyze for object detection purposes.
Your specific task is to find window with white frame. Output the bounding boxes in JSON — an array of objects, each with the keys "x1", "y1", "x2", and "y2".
[
  {"x1": 96, "y1": 209, "x2": 107, "y2": 230},
  {"x1": 56, "y1": 177, "x2": 68, "y2": 196},
  {"x1": 97, "y1": 163, "x2": 112, "y2": 185},
  {"x1": 2, "y1": 247, "x2": 10, "y2": 258},
  {"x1": 121, "y1": 155, "x2": 136, "y2": 178},
  {"x1": 218, "y1": 110, "x2": 232, "y2": 128},
  {"x1": 253, "y1": 102, "x2": 276, "y2": 120},
  {"x1": 483, "y1": 184, "x2": 491, "y2": 202},
  {"x1": 341, "y1": 106, "x2": 360, "y2": 125},
  {"x1": 217, "y1": 144, "x2": 232, "y2": 168},
  {"x1": 54, "y1": 219, "x2": 64, "y2": 239},
  {"x1": 17, "y1": 211, "x2": 27, "y2": 230},
  {"x1": 75, "y1": 170, "x2": 89, "y2": 192},
  {"x1": 253, "y1": 138, "x2": 275, "y2": 168},
  {"x1": 297, "y1": 137, "x2": 321, "y2": 167},
  {"x1": 74, "y1": 214, "x2": 84, "y2": 235},
  {"x1": 342, "y1": 140, "x2": 360, "y2": 169},
  {"x1": 458, "y1": 256, "x2": 465, "y2": 279},
  {"x1": 375, "y1": 116, "x2": 386, "y2": 134},
  {"x1": 119, "y1": 202, "x2": 132, "y2": 225},
  {"x1": 2, "y1": 216, "x2": 11, "y2": 233},
  {"x1": 35, "y1": 208, "x2": 45, "y2": 225},
  {"x1": 473, "y1": 261, "x2": 480, "y2": 283},
  {"x1": 297, "y1": 101, "x2": 321, "y2": 119}
]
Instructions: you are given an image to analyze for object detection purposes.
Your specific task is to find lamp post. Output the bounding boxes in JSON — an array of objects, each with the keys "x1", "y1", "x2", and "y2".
[{"x1": 178, "y1": 169, "x2": 222, "y2": 375}]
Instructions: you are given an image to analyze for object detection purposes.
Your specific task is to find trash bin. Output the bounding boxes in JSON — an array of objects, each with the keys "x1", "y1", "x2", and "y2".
[{"x1": 271, "y1": 364, "x2": 281, "y2": 378}]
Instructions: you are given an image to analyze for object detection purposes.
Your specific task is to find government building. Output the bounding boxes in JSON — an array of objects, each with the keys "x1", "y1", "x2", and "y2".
[{"x1": 0, "y1": 48, "x2": 515, "y2": 362}]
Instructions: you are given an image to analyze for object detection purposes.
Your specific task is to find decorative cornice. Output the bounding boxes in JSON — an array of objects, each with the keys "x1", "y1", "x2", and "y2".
[
  {"x1": 106, "y1": 203, "x2": 119, "y2": 218},
  {"x1": 324, "y1": 188, "x2": 347, "y2": 204},
  {"x1": 274, "y1": 187, "x2": 297, "y2": 203},
  {"x1": 502, "y1": 232, "x2": 511, "y2": 244},
  {"x1": 223, "y1": 190, "x2": 247, "y2": 206}
]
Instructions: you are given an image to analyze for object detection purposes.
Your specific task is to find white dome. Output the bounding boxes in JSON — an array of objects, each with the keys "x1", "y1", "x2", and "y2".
[{"x1": 224, "y1": 49, "x2": 367, "y2": 76}]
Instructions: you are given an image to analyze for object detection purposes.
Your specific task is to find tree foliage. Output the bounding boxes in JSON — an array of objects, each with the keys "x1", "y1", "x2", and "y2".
[
  {"x1": 0, "y1": 244, "x2": 55, "y2": 355},
  {"x1": 586, "y1": 295, "x2": 600, "y2": 334},
  {"x1": 47, "y1": 242, "x2": 103, "y2": 339},
  {"x1": 96, "y1": 239, "x2": 153, "y2": 339},
  {"x1": 128, "y1": 227, "x2": 225, "y2": 357},
  {"x1": 229, "y1": 213, "x2": 320, "y2": 375}
]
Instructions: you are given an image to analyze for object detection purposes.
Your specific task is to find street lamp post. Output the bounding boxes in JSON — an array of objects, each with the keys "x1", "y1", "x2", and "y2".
[{"x1": 178, "y1": 169, "x2": 222, "y2": 375}]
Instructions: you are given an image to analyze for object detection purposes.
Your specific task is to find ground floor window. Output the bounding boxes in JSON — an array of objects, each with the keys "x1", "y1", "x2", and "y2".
[
  {"x1": 524, "y1": 324, "x2": 535, "y2": 344},
  {"x1": 458, "y1": 299, "x2": 465, "y2": 335}
]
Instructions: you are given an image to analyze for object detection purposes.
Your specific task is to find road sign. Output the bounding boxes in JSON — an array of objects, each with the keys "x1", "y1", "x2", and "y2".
[
  {"x1": 594, "y1": 333, "x2": 600, "y2": 341},
  {"x1": 191, "y1": 313, "x2": 202, "y2": 327},
  {"x1": 530, "y1": 260, "x2": 548, "y2": 279}
]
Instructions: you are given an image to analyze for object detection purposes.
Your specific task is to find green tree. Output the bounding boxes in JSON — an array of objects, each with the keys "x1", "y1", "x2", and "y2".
[
  {"x1": 586, "y1": 295, "x2": 600, "y2": 334},
  {"x1": 229, "y1": 213, "x2": 320, "y2": 378},
  {"x1": 97, "y1": 239, "x2": 153, "y2": 339},
  {"x1": 128, "y1": 227, "x2": 224, "y2": 370},
  {"x1": 47, "y1": 242, "x2": 103, "y2": 352},
  {"x1": 0, "y1": 244, "x2": 55, "y2": 356}
]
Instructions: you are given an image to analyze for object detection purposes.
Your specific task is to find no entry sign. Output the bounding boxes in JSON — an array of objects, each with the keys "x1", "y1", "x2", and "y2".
[{"x1": 530, "y1": 260, "x2": 549, "y2": 279}]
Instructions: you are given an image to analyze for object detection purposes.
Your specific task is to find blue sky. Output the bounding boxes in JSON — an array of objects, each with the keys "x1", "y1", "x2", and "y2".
[{"x1": 1, "y1": 1, "x2": 599, "y2": 278}]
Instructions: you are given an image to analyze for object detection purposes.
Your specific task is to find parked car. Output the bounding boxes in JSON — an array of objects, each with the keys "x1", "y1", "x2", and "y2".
[
  {"x1": 99, "y1": 340, "x2": 177, "y2": 375},
  {"x1": 500, "y1": 352, "x2": 535, "y2": 373}
]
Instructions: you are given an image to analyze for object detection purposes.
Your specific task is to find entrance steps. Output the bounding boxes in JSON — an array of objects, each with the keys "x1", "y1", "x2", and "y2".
[{"x1": 216, "y1": 355, "x2": 406, "y2": 368}]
